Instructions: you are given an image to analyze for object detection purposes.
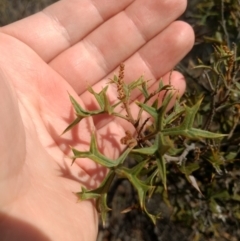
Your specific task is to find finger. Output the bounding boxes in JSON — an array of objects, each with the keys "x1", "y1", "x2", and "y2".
[
  {"x1": 48, "y1": 0, "x2": 188, "y2": 92},
  {"x1": 0, "y1": 0, "x2": 134, "y2": 62}
]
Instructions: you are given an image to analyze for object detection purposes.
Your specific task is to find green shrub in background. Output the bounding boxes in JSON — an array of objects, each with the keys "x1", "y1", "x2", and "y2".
[{"x1": 176, "y1": 0, "x2": 240, "y2": 240}]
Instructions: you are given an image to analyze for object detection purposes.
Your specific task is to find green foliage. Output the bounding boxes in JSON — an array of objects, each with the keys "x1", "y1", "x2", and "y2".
[
  {"x1": 63, "y1": 63, "x2": 228, "y2": 227},
  {"x1": 192, "y1": 0, "x2": 240, "y2": 46},
  {"x1": 179, "y1": 44, "x2": 240, "y2": 240},
  {"x1": 173, "y1": 0, "x2": 240, "y2": 240}
]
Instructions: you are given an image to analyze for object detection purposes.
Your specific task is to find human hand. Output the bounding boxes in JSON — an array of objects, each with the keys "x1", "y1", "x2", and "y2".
[{"x1": 0, "y1": 1, "x2": 194, "y2": 240}]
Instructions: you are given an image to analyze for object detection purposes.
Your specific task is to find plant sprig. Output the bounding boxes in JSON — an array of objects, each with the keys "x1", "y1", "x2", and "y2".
[{"x1": 63, "y1": 64, "x2": 227, "y2": 226}]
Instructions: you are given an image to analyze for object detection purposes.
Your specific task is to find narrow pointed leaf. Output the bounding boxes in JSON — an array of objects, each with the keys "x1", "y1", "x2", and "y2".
[
  {"x1": 156, "y1": 154, "x2": 167, "y2": 190},
  {"x1": 152, "y1": 99, "x2": 159, "y2": 109},
  {"x1": 69, "y1": 94, "x2": 104, "y2": 117},
  {"x1": 76, "y1": 187, "x2": 100, "y2": 200},
  {"x1": 158, "y1": 133, "x2": 173, "y2": 155},
  {"x1": 179, "y1": 162, "x2": 200, "y2": 176},
  {"x1": 72, "y1": 133, "x2": 132, "y2": 167},
  {"x1": 115, "y1": 161, "x2": 157, "y2": 223},
  {"x1": 96, "y1": 193, "x2": 111, "y2": 227},
  {"x1": 76, "y1": 170, "x2": 115, "y2": 200},
  {"x1": 163, "y1": 127, "x2": 226, "y2": 139},
  {"x1": 187, "y1": 175, "x2": 203, "y2": 196},
  {"x1": 173, "y1": 98, "x2": 203, "y2": 129},
  {"x1": 62, "y1": 116, "x2": 82, "y2": 134},
  {"x1": 162, "y1": 98, "x2": 226, "y2": 139},
  {"x1": 139, "y1": 80, "x2": 149, "y2": 98},
  {"x1": 131, "y1": 134, "x2": 159, "y2": 155},
  {"x1": 157, "y1": 92, "x2": 174, "y2": 130},
  {"x1": 128, "y1": 76, "x2": 144, "y2": 90},
  {"x1": 136, "y1": 101, "x2": 158, "y2": 119},
  {"x1": 103, "y1": 91, "x2": 114, "y2": 114},
  {"x1": 69, "y1": 94, "x2": 93, "y2": 116},
  {"x1": 88, "y1": 86, "x2": 109, "y2": 110},
  {"x1": 165, "y1": 102, "x2": 185, "y2": 125},
  {"x1": 115, "y1": 162, "x2": 150, "y2": 209}
]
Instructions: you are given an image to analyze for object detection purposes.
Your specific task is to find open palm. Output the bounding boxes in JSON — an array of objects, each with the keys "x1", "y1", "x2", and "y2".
[{"x1": 0, "y1": 1, "x2": 194, "y2": 240}]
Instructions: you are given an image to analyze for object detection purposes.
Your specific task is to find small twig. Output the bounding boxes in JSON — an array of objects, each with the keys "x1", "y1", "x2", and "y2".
[
  {"x1": 164, "y1": 143, "x2": 196, "y2": 165},
  {"x1": 203, "y1": 74, "x2": 221, "y2": 130},
  {"x1": 204, "y1": 70, "x2": 215, "y2": 91},
  {"x1": 137, "y1": 117, "x2": 150, "y2": 139},
  {"x1": 220, "y1": 0, "x2": 230, "y2": 47},
  {"x1": 228, "y1": 105, "x2": 240, "y2": 139},
  {"x1": 231, "y1": 43, "x2": 239, "y2": 84}
]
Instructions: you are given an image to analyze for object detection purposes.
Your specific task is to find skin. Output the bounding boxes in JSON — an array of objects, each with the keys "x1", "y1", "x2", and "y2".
[{"x1": 0, "y1": 0, "x2": 194, "y2": 240}]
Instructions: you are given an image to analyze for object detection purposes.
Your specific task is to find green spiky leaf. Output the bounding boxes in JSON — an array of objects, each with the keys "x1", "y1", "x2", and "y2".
[{"x1": 72, "y1": 133, "x2": 132, "y2": 168}]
